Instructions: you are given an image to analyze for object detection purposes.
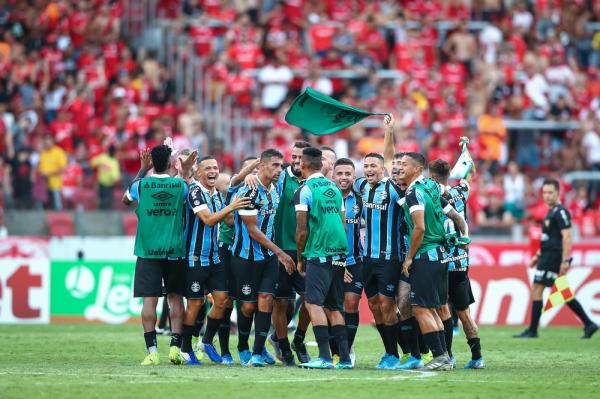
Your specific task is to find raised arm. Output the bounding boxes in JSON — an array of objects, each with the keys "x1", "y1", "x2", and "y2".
[{"x1": 383, "y1": 113, "x2": 395, "y2": 175}]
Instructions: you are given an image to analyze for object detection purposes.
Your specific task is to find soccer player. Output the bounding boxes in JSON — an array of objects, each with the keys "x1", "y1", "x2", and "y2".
[
  {"x1": 180, "y1": 156, "x2": 251, "y2": 366},
  {"x1": 231, "y1": 149, "x2": 295, "y2": 367},
  {"x1": 429, "y1": 159, "x2": 484, "y2": 369},
  {"x1": 122, "y1": 144, "x2": 196, "y2": 366},
  {"x1": 270, "y1": 141, "x2": 312, "y2": 366},
  {"x1": 361, "y1": 150, "x2": 405, "y2": 369},
  {"x1": 216, "y1": 157, "x2": 260, "y2": 364},
  {"x1": 333, "y1": 158, "x2": 363, "y2": 367},
  {"x1": 295, "y1": 147, "x2": 352, "y2": 369},
  {"x1": 398, "y1": 152, "x2": 467, "y2": 371},
  {"x1": 320, "y1": 146, "x2": 337, "y2": 180},
  {"x1": 514, "y1": 179, "x2": 598, "y2": 339}
]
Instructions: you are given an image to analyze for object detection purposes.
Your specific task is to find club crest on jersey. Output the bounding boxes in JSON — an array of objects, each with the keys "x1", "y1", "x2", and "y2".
[
  {"x1": 352, "y1": 205, "x2": 360, "y2": 214},
  {"x1": 242, "y1": 284, "x2": 252, "y2": 295},
  {"x1": 191, "y1": 281, "x2": 201, "y2": 293},
  {"x1": 194, "y1": 200, "x2": 200, "y2": 206},
  {"x1": 379, "y1": 191, "x2": 388, "y2": 200},
  {"x1": 545, "y1": 220, "x2": 550, "y2": 227}
]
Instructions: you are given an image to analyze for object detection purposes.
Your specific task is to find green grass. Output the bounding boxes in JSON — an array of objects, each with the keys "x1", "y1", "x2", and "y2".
[{"x1": 0, "y1": 324, "x2": 598, "y2": 398}]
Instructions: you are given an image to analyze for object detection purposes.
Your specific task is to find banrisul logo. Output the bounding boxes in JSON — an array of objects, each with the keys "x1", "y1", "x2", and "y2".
[
  {"x1": 152, "y1": 191, "x2": 174, "y2": 201},
  {"x1": 323, "y1": 188, "x2": 337, "y2": 199}
]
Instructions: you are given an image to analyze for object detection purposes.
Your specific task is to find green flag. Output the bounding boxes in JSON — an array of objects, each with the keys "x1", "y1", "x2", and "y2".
[{"x1": 285, "y1": 87, "x2": 385, "y2": 135}]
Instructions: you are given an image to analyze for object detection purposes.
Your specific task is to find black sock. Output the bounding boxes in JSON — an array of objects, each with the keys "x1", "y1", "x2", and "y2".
[
  {"x1": 423, "y1": 331, "x2": 443, "y2": 358},
  {"x1": 252, "y1": 311, "x2": 271, "y2": 355},
  {"x1": 279, "y1": 337, "x2": 292, "y2": 355},
  {"x1": 202, "y1": 316, "x2": 220, "y2": 345},
  {"x1": 416, "y1": 322, "x2": 429, "y2": 354},
  {"x1": 181, "y1": 324, "x2": 194, "y2": 353},
  {"x1": 170, "y1": 333, "x2": 182, "y2": 348},
  {"x1": 398, "y1": 319, "x2": 412, "y2": 355},
  {"x1": 345, "y1": 312, "x2": 359, "y2": 349},
  {"x1": 529, "y1": 300, "x2": 543, "y2": 334},
  {"x1": 218, "y1": 307, "x2": 233, "y2": 356},
  {"x1": 332, "y1": 324, "x2": 351, "y2": 363},
  {"x1": 376, "y1": 323, "x2": 386, "y2": 346},
  {"x1": 237, "y1": 311, "x2": 253, "y2": 351},
  {"x1": 443, "y1": 318, "x2": 454, "y2": 356},
  {"x1": 567, "y1": 299, "x2": 593, "y2": 326},
  {"x1": 384, "y1": 324, "x2": 399, "y2": 357},
  {"x1": 328, "y1": 325, "x2": 339, "y2": 356},
  {"x1": 144, "y1": 330, "x2": 157, "y2": 351},
  {"x1": 438, "y1": 330, "x2": 447, "y2": 354},
  {"x1": 467, "y1": 337, "x2": 482, "y2": 360},
  {"x1": 193, "y1": 304, "x2": 206, "y2": 337},
  {"x1": 293, "y1": 327, "x2": 306, "y2": 345},
  {"x1": 408, "y1": 318, "x2": 422, "y2": 358},
  {"x1": 313, "y1": 325, "x2": 331, "y2": 360}
]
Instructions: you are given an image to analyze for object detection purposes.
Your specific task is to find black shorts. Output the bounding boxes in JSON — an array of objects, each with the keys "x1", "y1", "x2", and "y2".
[
  {"x1": 448, "y1": 270, "x2": 475, "y2": 311},
  {"x1": 232, "y1": 255, "x2": 279, "y2": 302},
  {"x1": 184, "y1": 262, "x2": 228, "y2": 299},
  {"x1": 344, "y1": 261, "x2": 364, "y2": 296},
  {"x1": 363, "y1": 258, "x2": 400, "y2": 299},
  {"x1": 275, "y1": 250, "x2": 306, "y2": 299},
  {"x1": 305, "y1": 260, "x2": 345, "y2": 312},
  {"x1": 410, "y1": 257, "x2": 448, "y2": 308},
  {"x1": 534, "y1": 251, "x2": 561, "y2": 287},
  {"x1": 134, "y1": 257, "x2": 185, "y2": 297},
  {"x1": 219, "y1": 243, "x2": 236, "y2": 299}
]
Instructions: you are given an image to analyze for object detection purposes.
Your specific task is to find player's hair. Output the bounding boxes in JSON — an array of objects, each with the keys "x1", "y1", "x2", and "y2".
[
  {"x1": 302, "y1": 147, "x2": 323, "y2": 170},
  {"x1": 334, "y1": 158, "x2": 355, "y2": 169},
  {"x1": 429, "y1": 159, "x2": 451, "y2": 179},
  {"x1": 404, "y1": 152, "x2": 426, "y2": 168},
  {"x1": 393, "y1": 152, "x2": 405, "y2": 160},
  {"x1": 151, "y1": 144, "x2": 172, "y2": 173},
  {"x1": 199, "y1": 155, "x2": 216, "y2": 163},
  {"x1": 293, "y1": 141, "x2": 311, "y2": 149},
  {"x1": 364, "y1": 152, "x2": 384, "y2": 163},
  {"x1": 242, "y1": 156, "x2": 258, "y2": 163},
  {"x1": 260, "y1": 148, "x2": 284, "y2": 161},
  {"x1": 543, "y1": 178, "x2": 560, "y2": 191},
  {"x1": 321, "y1": 146, "x2": 336, "y2": 155}
]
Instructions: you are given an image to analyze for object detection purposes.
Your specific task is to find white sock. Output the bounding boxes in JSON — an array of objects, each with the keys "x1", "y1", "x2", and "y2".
[{"x1": 148, "y1": 346, "x2": 157, "y2": 354}]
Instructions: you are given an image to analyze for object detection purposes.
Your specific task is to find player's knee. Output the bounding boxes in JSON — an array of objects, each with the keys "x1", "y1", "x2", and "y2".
[
  {"x1": 241, "y1": 302, "x2": 256, "y2": 316},
  {"x1": 344, "y1": 297, "x2": 360, "y2": 313},
  {"x1": 257, "y1": 294, "x2": 274, "y2": 310},
  {"x1": 367, "y1": 298, "x2": 379, "y2": 312}
]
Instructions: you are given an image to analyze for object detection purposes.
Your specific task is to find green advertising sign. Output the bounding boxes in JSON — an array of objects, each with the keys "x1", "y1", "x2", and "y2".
[{"x1": 51, "y1": 261, "x2": 144, "y2": 324}]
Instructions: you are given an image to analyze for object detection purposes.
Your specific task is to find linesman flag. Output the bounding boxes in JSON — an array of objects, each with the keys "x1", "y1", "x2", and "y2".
[
  {"x1": 285, "y1": 87, "x2": 387, "y2": 135},
  {"x1": 543, "y1": 276, "x2": 575, "y2": 313},
  {"x1": 450, "y1": 136, "x2": 475, "y2": 179}
]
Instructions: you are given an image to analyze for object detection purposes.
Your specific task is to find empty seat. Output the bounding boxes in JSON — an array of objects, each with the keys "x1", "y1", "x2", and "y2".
[
  {"x1": 122, "y1": 213, "x2": 138, "y2": 236},
  {"x1": 46, "y1": 212, "x2": 75, "y2": 237}
]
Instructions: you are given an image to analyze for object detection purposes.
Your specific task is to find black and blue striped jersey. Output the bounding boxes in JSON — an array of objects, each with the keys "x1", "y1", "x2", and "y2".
[
  {"x1": 186, "y1": 181, "x2": 226, "y2": 267},
  {"x1": 231, "y1": 181, "x2": 280, "y2": 261},
  {"x1": 360, "y1": 177, "x2": 405, "y2": 260},
  {"x1": 443, "y1": 181, "x2": 471, "y2": 271},
  {"x1": 343, "y1": 189, "x2": 363, "y2": 266}
]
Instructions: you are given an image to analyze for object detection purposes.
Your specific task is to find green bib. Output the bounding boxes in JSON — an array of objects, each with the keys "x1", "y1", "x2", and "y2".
[
  {"x1": 274, "y1": 168, "x2": 302, "y2": 250},
  {"x1": 134, "y1": 176, "x2": 186, "y2": 258},
  {"x1": 219, "y1": 222, "x2": 234, "y2": 245},
  {"x1": 403, "y1": 179, "x2": 447, "y2": 256},
  {"x1": 302, "y1": 177, "x2": 348, "y2": 259}
]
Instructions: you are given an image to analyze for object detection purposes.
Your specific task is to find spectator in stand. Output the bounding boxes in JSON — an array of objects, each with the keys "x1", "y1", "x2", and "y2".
[
  {"x1": 258, "y1": 52, "x2": 293, "y2": 111},
  {"x1": 91, "y1": 145, "x2": 120, "y2": 210},
  {"x1": 10, "y1": 146, "x2": 33, "y2": 209},
  {"x1": 61, "y1": 154, "x2": 83, "y2": 210},
  {"x1": 0, "y1": 207, "x2": 6, "y2": 238},
  {"x1": 302, "y1": 60, "x2": 333, "y2": 96},
  {"x1": 443, "y1": 21, "x2": 477, "y2": 77},
  {"x1": 477, "y1": 186, "x2": 514, "y2": 231},
  {"x1": 38, "y1": 135, "x2": 67, "y2": 210},
  {"x1": 504, "y1": 161, "x2": 526, "y2": 220},
  {"x1": 477, "y1": 99, "x2": 507, "y2": 175}
]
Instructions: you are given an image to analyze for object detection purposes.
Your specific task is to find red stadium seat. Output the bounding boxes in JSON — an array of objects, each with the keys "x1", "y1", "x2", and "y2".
[
  {"x1": 122, "y1": 213, "x2": 138, "y2": 236},
  {"x1": 46, "y1": 212, "x2": 75, "y2": 237}
]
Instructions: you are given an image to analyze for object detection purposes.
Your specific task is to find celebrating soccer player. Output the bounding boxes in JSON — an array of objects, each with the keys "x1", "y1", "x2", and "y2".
[
  {"x1": 122, "y1": 144, "x2": 196, "y2": 366},
  {"x1": 515, "y1": 179, "x2": 598, "y2": 339},
  {"x1": 295, "y1": 147, "x2": 352, "y2": 369},
  {"x1": 179, "y1": 156, "x2": 250, "y2": 366},
  {"x1": 231, "y1": 149, "x2": 295, "y2": 367}
]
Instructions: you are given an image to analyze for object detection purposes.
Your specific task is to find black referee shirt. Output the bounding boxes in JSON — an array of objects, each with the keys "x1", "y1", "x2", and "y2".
[{"x1": 541, "y1": 204, "x2": 571, "y2": 252}]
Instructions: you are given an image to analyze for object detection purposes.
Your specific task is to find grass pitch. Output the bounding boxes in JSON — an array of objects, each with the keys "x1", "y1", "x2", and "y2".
[{"x1": 0, "y1": 324, "x2": 598, "y2": 398}]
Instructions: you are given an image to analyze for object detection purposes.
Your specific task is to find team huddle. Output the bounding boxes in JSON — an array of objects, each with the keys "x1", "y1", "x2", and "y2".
[{"x1": 124, "y1": 114, "x2": 484, "y2": 371}]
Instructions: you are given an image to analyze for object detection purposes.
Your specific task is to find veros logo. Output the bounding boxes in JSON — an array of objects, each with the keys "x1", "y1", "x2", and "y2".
[{"x1": 151, "y1": 191, "x2": 174, "y2": 202}]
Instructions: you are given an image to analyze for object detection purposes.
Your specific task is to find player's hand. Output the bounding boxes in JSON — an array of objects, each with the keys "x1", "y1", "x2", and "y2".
[
  {"x1": 244, "y1": 174, "x2": 259, "y2": 190},
  {"x1": 402, "y1": 258, "x2": 412, "y2": 278},
  {"x1": 179, "y1": 150, "x2": 198, "y2": 177},
  {"x1": 278, "y1": 251, "x2": 295, "y2": 275},
  {"x1": 228, "y1": 196, "x2": 251, "y2": 211},
  {"x1": 343, "y1": 268, "x2": 353, "y2": 283},
  {"x1": 140, "y1": 148, "x2": 152, "y2": 170},
  {"x1": 559, "y1": 261, "x2": 570, "y2": 275},
  {"x1": 384, "y1": 113, "x2": 395, "y2": 131},
  {"x1": 296, "y1": 258, "x2": 305, "y2": 277}
]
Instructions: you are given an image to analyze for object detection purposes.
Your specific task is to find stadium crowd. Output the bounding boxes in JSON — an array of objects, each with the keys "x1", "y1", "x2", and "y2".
[{"x1": 0, "y1": 0, "x2": 599, "y2": 236}]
